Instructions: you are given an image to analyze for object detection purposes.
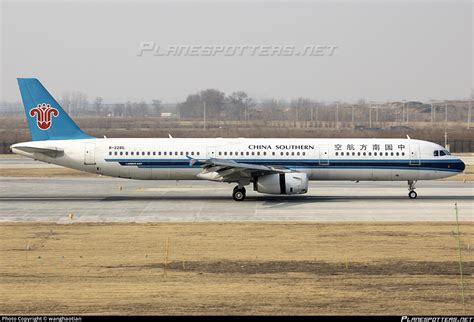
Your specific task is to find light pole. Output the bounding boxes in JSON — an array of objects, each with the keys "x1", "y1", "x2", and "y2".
[
  {"x1": 335, "y1": 102, "x2": 339, "y2": 129},
  {"x1": 369, "y1": 102, "x2": 372, "y2": 128},
  {"x1": 405, "y1": 101, "x2": 409, "y2": 124},
  {"x1": 351, "y1": 104, "x2": 354, "y2": 125},
  {"x1": 445, "y1": 103, "x2": 448, "y2": 125},
  {"x1": 430, "y1": 103, "x2": 433, "y2": 124},
  {"x1": 203, "y1": 101, "x2": 206, "y2": 131},
  {"x1": 468, "y1": 99, "x2": 471, "y2": 129}
]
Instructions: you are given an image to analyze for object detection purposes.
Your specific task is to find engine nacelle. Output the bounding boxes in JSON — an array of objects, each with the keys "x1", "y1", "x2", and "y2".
[{"x1": 254, "y1": 173, "x2": 308, "y2": 195}]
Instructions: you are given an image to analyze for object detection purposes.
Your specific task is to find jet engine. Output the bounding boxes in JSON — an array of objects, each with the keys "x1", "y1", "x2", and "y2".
[{"x1": 254, "y1": 173, "x2": 308, "y2": 195}]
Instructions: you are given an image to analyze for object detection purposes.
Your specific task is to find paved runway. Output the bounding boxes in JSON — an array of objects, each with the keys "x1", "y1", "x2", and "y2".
[{"x1": 0, "y1": 177, "x2": 472, "y2": 222}]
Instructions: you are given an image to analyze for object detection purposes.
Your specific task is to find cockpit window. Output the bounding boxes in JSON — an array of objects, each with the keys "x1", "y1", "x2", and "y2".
[
  {"x1": 441, "y1": 150, "x2": 450, "y2": 156},
  {"x1": 434, "y1": 149, "x2": 451, "y2": 157}
]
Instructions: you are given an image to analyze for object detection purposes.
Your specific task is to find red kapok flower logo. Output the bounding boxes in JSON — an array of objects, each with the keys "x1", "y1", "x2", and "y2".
[{"x1": 29, "y1": 103, "x2": 59, "y2": 130}]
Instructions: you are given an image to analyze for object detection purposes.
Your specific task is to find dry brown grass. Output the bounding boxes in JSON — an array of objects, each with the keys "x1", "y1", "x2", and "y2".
[
  {"x1": 0, "y1": 222, "x2": 472, "y2": 315},
  {"x1": 0, "y1": 168, "x2": 96, "y2": 177}
]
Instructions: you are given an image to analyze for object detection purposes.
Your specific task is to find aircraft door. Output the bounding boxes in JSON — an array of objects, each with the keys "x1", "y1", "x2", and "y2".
[
  {"x1": 207, "y1": 147, "x2": 217, "y2": 159},
  {"x1": 409, "y1": 144, "x2": 420, "y2": 165},
  {"x1": 319, "y1": 147, "x2": 329, "y2": 165},
  {"x1": 84, "y1": 143, "x2": 96, "y2": 165}
]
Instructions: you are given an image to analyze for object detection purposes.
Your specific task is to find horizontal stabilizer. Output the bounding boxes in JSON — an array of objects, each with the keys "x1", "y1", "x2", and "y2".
[{"x1": 11, "y1": 144, "x2": 63, "y2": 157}]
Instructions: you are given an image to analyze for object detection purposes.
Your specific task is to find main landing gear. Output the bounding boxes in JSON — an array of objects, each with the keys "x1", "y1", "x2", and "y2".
[
  {"x1": 408, "y1": 180, "x2": 417, "y2": 199},
  {"x1": 233, "y1": 185, "x2": 246, "y2": 201}
]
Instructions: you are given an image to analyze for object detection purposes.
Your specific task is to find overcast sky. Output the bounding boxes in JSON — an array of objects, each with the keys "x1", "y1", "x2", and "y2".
[{"x1": 1, "y1": 0, "x2": 472, "y2": 103}]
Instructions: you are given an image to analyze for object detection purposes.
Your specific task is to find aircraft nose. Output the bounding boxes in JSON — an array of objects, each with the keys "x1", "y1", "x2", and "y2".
[
  {"x1": 451, "y1": 158, "x2": 465, "y2": 172},
  {"x1": 459, "y1": 159, "x2": 466, "y2": 172}
]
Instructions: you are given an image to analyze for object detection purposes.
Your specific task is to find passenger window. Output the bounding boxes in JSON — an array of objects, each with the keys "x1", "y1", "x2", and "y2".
[
  {"x1": 272, "y1": 152, "x2": 275, "y2": 156},
  {"x1": 251, "y1": 152, "x2": 255, "y2": 156},
  {"x1": 368, "y1": 152, "x2": 371, "y2": 156},
  {"x1": 402, "y1": 152, "x2": 405, "y2": 156},
  {"x1": 385, "y1": 152, "x2": 388, "y2": 156},
  {"x1": 114, "y1": 151, "x2": 117, "y2": 155},
  {"x1": 257, "y1": 152, "x2": 260, "y2": 156},
  {"x1": 280, "y1": 152, "x2": 284, "y2": 156},
  {"x1": 109, "y1": 152, "x2": 112, "y2": 156},
  {"x1": 302, "y1": 152, "x2": 306, "y2": 156},
  {"x1": 125, "y1": 152, "x2": 129, "y2": 155},
  {"x1": 374, "y1": 152, "x2": 377, "y2": 156},
  {"x1": 352, "y1": 152, "x2": 355, "y2": 156},
  {"x1": 335, "y1": 152, "x2": 339, "y2": 156},
  {"x1": 191, "y1": 152, "x2": 194, "y2": 155},
  {"x1": 263, "y1": 152, "x2": 266, "y2": 156},
  {"x1": 391, "y1": 152, "x2": 394, "y2": 156},
  {"x1": 246, "y1": 152, "x2": 250, "y2": 156},
  {"x1": 120, "y1": 152, "x2": 123, "y2": 156},
  {"x1": 357, "y1": 152, "x2": 361, "y2": 156},
  {"x1": 291, "y1": 152, "x2": 294, "y2": 156},
  {"x1": 286, "y1": 152, "x2": 289, "y2": 156},
  {"x1": 363, "y1": 152, "x2": 366, "y2": 156},
  {"x1": 224, "y1": 152, "x2": 227, "y2": 156},
  {"x1": 296, "y1": 152, "x2": 300, "y2": 156},
  {"x1": 180, "y1": 152, "x2": 183, "y2": 156},
  {"x1": 158, "y1": 152, "x2": 161, "y2": 155},
  {"x1": 197, "y1": 152, "x2": 200, "y2": 156},
  {"x1": 396, "y1": 152, "x2": 399, "y2": 156}
]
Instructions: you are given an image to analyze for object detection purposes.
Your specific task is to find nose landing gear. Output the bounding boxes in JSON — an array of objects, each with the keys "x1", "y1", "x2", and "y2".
[
  {"x1": 408, "y1": 180, "x2": 417, "y2": 199},
  {"x1": 232, "y1": 185, "x2": 246, "y2": 201}
]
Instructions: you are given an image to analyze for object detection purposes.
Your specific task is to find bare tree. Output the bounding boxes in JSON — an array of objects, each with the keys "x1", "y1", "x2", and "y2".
[
  {"x1": 113, "y1": 103, "x2": 125, "y2": 117},
  {"x1": 226, "y1": 91, "x2": 254, "y2": 120},
  {"x1": 93, "y1": 97, "x2": 103, "y2": 116},
  {"x1": 178, "y1": 89, "x2": 225, "y2": 119},
  {"x1": 152, "y1": 99, "x2": 162, "y2": 116}
]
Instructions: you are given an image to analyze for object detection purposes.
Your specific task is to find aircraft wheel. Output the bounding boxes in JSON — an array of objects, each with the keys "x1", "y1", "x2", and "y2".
[
  {"x1": 233, "y1": 185, "x2": 246, "y2": 194},
  {"x1": 408, "y1": 190, "x2": 417, "y2": 199},
  {"x1": 233, "y1": 188, "x2": 246, "y2": 201}
]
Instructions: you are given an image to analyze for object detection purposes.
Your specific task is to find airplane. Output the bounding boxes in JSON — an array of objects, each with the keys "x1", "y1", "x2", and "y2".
[{"x1": 11, "y1": 78, "x2": 465, "y2": 201}]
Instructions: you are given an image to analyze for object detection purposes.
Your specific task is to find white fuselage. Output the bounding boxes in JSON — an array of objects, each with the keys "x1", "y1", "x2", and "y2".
[{"x1": 11, "y1": 137, "x2": 465, "y2": 182}]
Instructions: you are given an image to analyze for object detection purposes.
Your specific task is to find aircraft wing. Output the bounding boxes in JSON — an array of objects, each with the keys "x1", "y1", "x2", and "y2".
[{"x1": 190, "y1": 158, "x2": 291, "y2": 182}]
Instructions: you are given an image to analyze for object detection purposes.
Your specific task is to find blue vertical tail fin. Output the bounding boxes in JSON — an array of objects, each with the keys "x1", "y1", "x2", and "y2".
[{"x1": 17, "y1": 78, "x2": 93, "y2": 141}]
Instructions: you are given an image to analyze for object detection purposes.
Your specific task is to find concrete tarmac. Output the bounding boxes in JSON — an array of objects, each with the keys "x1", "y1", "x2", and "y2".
[{"x1": 0, "y1": 177, "x2": 472, "y2": 222}]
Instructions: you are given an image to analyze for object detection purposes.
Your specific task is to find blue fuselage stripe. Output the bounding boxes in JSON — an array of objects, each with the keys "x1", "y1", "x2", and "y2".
[{"x1": 103, "y1": 158, "x2": 465, "y2": 173}]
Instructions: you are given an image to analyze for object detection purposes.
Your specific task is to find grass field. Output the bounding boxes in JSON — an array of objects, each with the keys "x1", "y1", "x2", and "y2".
[{"x1": 0, "y1": 222, "x2": 472, "y2": 315}]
